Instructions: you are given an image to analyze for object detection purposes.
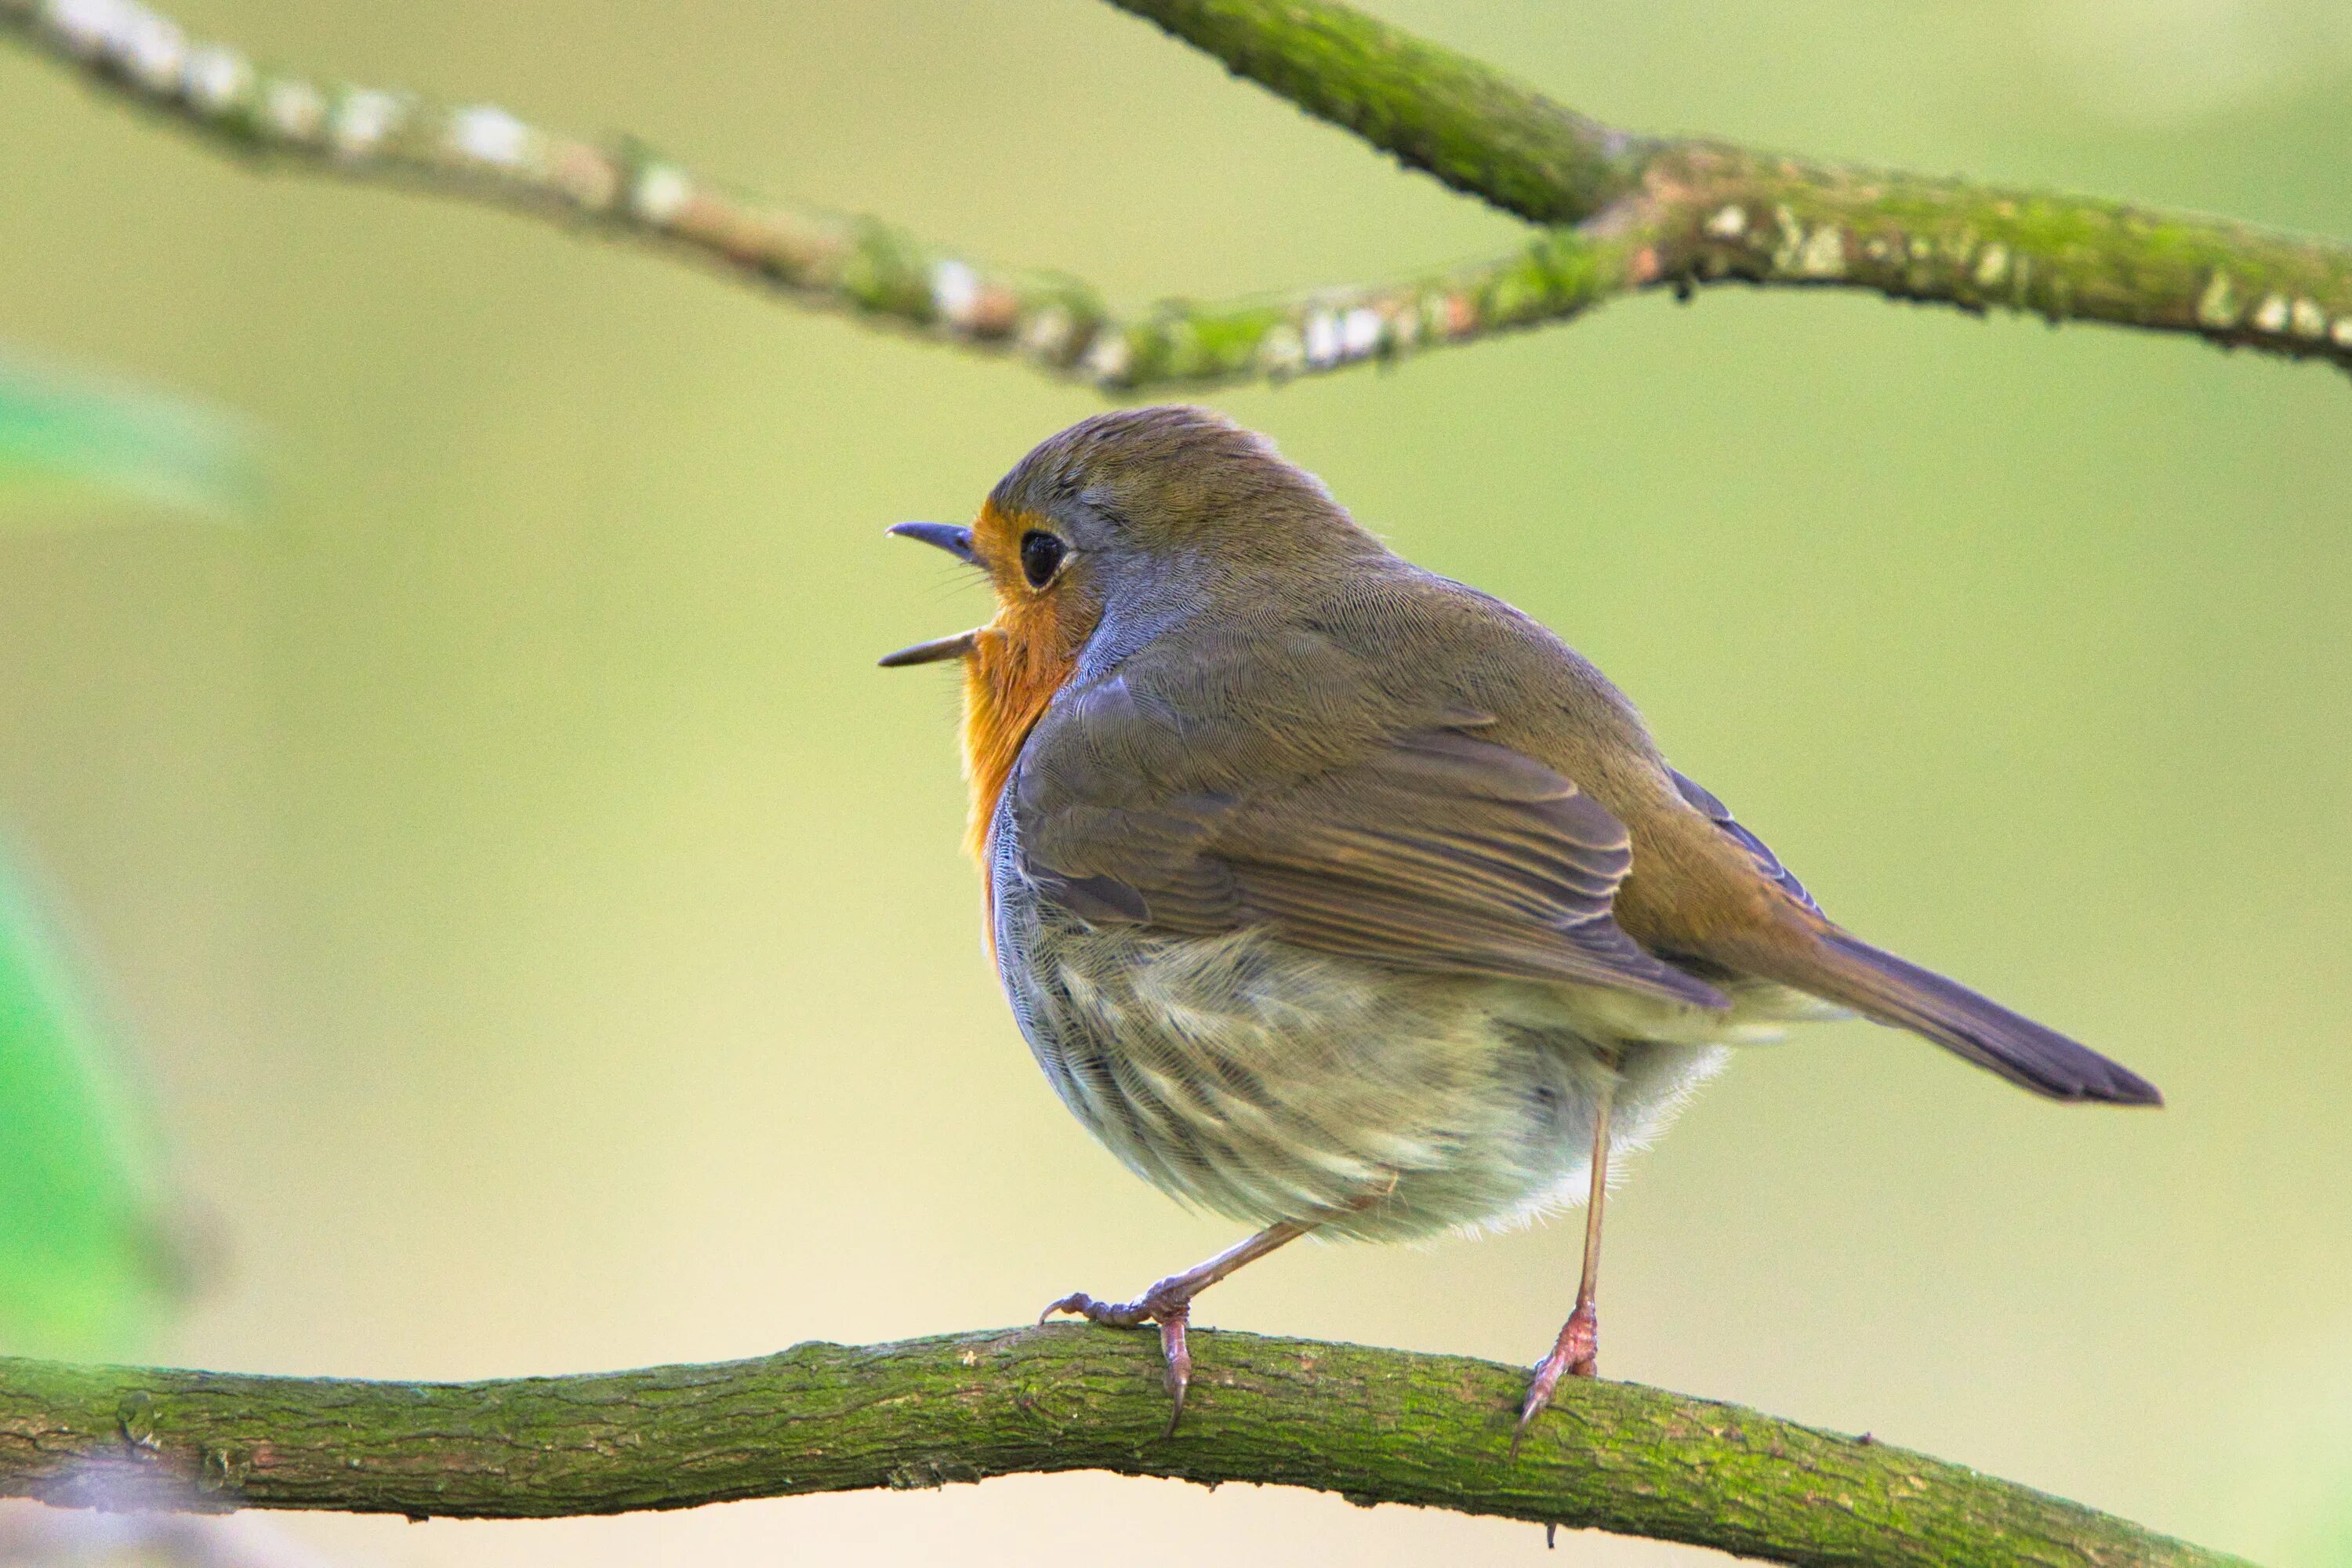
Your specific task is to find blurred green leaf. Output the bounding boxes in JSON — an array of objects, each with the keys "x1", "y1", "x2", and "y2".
[
  {"x1": 0, "y1": 350, "x2": 258, "y2": 524},
  {"x1": 0, "y1": 844, "x2": 176, "y2": 1359}
]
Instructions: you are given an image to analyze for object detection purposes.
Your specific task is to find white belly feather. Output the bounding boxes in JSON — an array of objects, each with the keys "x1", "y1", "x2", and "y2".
[{"x1": 991, "y1": 830, "x2": 1829, "y2": 1243}]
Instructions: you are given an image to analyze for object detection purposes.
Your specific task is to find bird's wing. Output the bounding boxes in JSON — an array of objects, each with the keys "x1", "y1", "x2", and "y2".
[
  {"x1": 1666, "y1": 768, "x2": 1820, "y2": 914},
  {"x1": 1011, "y1": 669, "x2": 1728, "y2": 1009}
]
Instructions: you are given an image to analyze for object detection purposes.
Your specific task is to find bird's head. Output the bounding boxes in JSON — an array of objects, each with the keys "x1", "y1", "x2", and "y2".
[
  {"x1": 880, "y1": 405, "x2": 1377, "y2": 853},
  {"x1": 880, "y1": 404, "x2": 1373, "y2": 670}
]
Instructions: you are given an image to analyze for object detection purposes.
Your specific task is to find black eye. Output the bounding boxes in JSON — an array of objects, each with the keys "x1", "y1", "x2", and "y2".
[{"x1": 1019, "y1": 530, "x2": 1067, "y2": 588}]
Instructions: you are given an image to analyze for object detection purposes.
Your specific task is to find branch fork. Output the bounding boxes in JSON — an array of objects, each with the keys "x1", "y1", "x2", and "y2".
[{"x1": 9, "y1": 0, "x2": 2347, "y2": 391}]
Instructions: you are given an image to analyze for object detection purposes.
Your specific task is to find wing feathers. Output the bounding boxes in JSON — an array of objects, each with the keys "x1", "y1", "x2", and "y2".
[
  {"x1": 1669, "y1": 767, "x2": 1820, "y2": 914},
  {"x1": 1016, "y1": 716, "x2": 1727, "y2": 1008}
]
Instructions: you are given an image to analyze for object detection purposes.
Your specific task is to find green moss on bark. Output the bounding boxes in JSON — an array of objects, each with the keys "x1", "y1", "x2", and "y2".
[{"x1": 0, "y1": 1328, "x2": 2256, "y2": 1566}]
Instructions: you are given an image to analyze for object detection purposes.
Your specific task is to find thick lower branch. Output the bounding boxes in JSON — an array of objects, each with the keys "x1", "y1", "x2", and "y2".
[{"x1": 0, "y1": 1328, "x2": 2251, "y2": 1567}]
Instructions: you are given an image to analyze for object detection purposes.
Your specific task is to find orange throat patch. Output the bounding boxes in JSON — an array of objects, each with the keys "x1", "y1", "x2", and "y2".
[{"x1": 958, "y1": 607, "x2": 1079, "y2": 869}]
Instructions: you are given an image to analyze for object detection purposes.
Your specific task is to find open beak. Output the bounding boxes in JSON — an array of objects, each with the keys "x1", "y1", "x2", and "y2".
[
  {"x1": 878, "y1": 628, "x2": 981, "y2": 668},
  {"x1": 880, "y1": 521, "x2": 984, "y2": 667},
  {"x1": 887, "y1": 521, "x2": 976, "y2": 562}
]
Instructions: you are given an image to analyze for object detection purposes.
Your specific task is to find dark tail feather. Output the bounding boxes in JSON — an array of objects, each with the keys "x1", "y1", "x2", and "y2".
[{"x1": 1796, "y1": 930, "x2": 2163, "y2": 1105}]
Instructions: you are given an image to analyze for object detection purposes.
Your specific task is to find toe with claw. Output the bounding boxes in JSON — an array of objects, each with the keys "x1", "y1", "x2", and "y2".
[
  {"x1": 1511, "y1": 1300, "x2": 1598, "y2": 1457},
  {"x1": 1041, "y1": 1280, "x2": 1198, "y2": 1434},
  {"x1": 1036, "y1": 1221, "x2": 1313, "y2": 1436}
]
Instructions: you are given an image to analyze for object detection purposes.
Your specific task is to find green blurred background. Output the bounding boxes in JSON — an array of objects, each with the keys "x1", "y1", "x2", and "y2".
[{"x1": 2, "y1": 1, "x2": 2348, "y2": 1563}]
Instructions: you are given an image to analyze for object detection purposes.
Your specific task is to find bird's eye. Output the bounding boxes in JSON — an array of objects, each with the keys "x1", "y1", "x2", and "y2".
[{"x1": 1019, "y1": 530, "x2": 1068, "y2": 589}]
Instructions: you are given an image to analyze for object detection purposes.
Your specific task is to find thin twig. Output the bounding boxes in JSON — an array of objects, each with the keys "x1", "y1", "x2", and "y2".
[{"x1": 0, "y1": 0, "x2": 1618, "y2": 390}]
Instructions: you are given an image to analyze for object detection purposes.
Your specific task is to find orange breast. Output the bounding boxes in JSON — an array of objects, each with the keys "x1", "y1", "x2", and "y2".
[{"x1": 959, "y1": 599, "x2": 1080, "y2": 869}]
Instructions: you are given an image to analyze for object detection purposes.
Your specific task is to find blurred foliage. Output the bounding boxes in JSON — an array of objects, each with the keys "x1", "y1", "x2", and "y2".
[
  {"x1": 0, "y1": 348, "x2": 230, "y2": 1358},
  {"x1": 0, "y1": 351, "x2": 257, "y2": 524},
  {"x1": 0, "y1": 842, "x2": 176, "y2": 1359}
]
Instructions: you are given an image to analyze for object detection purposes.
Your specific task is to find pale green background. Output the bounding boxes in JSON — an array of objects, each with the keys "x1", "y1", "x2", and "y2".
[{"x1": 3, "y1": 1, "x2": 2349, "y2": 1563}]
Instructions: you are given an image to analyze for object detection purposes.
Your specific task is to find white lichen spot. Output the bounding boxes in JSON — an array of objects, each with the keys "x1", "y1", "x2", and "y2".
[
  {"x1": 1303, "y1": 310, "x2": 1341, "y2": 368},
  {"x1": 448, "y1": 104, "x2": 530, "y2": 168},
  {"x1": 1973, "y1": 243, "x2": 2009, "y2": 289},
  {"x1": 2333, "y1": 318, "x2": 2352, "y2": 347},
  {"x1": 181, "y1": 45, "x2": 250, "y2": 112},
  {"x1": 929, "y1": 260, "x2": 981, "y2": 329},
  {"x1": 1704, "y1": 204, "x2": 1748, "y2": 240},
  {"x1": 263, "y1": 78, "x2": 325, "y2": 141},
  {"x1": 1796, "y1": 226, "x2": 1846, "y2": 278},
  {"x1": 2195, "y1": 270, "x2": 2239, "y2": 329},
  {"x1": 41, "y1": 0, "x2": 127, "y2": 58},
  {"x1": 116, "y1": 7, "x2": 185, "y2": 90},
  {"x1": 1770, "y1": 205, "x2": 1802, "y2": 268},
  {"x1": 2290, "y1": 298, "x2": 2327, "y2": 339},
  {"x1": 2252, "y1": 294, "x2": 2290, "y2": 333},
  {"x1": 330, "y1": 89, "x2": 402, "y2": 155},
  {"x1": 1907, "y1": 234, "x2": 1932, "y2": 261},
  {"x1": 1339, "y1": 307, "x2": 1383, "y2": 358},
  {"x1": 629, "y1": 163, "x2": 691, "y2": 226},
  {"x1": 1018, "y1": 306, "x2": 1075, "y2": 361},
  {"x1": 1083, "y1": 332, "x2": 1132, "y2": 385},
  {"x1": 1258, "y1": 322, "x2": 1305, "y2": 378}
]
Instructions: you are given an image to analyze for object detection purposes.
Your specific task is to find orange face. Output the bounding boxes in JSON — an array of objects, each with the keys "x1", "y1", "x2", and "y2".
[
  {"x1": 880, "y1": 499, "x2": 1102, "y2": 869},
  {"x1": 960, "y1": 500, "x2": 1099, "y2": 859}
]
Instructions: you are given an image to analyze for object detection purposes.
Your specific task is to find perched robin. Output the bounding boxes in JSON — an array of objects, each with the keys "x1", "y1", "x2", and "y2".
[{"x1": 882, "y1": 406, "x2": 2161, "y2": 1446}]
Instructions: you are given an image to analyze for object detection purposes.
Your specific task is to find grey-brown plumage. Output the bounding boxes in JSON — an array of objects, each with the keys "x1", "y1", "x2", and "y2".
[{"x1": 885, "y1": 405, "x2": 2159, "y2": 1427}]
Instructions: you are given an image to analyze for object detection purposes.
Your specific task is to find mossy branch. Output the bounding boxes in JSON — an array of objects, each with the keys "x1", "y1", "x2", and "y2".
[
  {"x1": 9, "y1": 0, "x2": 2350, "y2": 390},
  {"x1": 1109, "y1": 0, "x2": 2352, "y2": 372},
  {"x1": 0, "y1": 1327, "x2": 2254, "y2": 1567}
]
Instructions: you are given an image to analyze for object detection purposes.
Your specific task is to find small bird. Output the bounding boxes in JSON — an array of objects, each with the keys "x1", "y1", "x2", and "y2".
[{"x1": 881, "y1": 406, "x2": 2161, "y2": 1446}]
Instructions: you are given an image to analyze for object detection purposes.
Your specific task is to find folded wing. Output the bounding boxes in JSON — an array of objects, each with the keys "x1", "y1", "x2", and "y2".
[{"x1": 1012, "y1": 679, "x2": 1726, "y2": 1008}]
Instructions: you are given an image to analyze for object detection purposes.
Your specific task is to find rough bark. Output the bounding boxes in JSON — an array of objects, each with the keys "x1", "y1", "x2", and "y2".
[{"x1": 0, "y1": 1327, "x2": 2252, "y2": 1567}]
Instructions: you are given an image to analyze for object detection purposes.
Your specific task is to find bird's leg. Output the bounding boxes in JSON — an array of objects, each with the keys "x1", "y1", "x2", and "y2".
[
  {"x1": 1514, "y1": 1065, "x2": 1617, "y2": 1456},
  {"x1": 1042, "y1": 1218, "x2": 1314, "y2": 1433}
]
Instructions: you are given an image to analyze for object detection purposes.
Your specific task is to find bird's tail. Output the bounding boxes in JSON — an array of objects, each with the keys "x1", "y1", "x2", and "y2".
[{"x1": 1762, "y1": 927, "x2": 2163, "y2": 1105}]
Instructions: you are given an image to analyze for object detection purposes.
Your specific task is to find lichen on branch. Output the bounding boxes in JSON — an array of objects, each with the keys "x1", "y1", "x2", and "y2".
[
  {"x1": 1109, "y1": 0, "x2": 2352, "y2": 374},
  {"x1": 9, "y1": 0, "x2": 2350, "y2": 390},
  {"x1": 0, "y1": 0, "x2": 1618, "y2": 390}
]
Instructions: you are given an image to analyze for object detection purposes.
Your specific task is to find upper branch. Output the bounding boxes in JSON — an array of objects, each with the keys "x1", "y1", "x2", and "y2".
[
  {"x1": 1102, "y1": 0, "x2": 1651, "y2": 224},
  {"x1": 13, "y1": 0, "x2": 2351, "y2": 389},
  {"x1": 1, "y1": 0, "x2": 1602, "y2": 390},
  {"x1": 0, "y1": 1327, "x2": 2252, "y2": 1568},
  {"x1": 1111, "y1": 0, "x2": 2352, "y2": 374}
]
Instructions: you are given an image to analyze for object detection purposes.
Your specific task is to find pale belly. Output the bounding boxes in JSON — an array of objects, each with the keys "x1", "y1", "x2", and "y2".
[{"x1": 989, "y1": 825, "x2": 1828, "y2": 1243}]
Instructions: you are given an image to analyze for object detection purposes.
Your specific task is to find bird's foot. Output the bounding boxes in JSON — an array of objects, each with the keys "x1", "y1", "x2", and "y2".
[
  {"x1": 1040, "y1": 1278, "x2": 1197, "y2": 1434},
  {"x1": 1510, "y1": 1300, "x2": 1598, "y2": 1458}
]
